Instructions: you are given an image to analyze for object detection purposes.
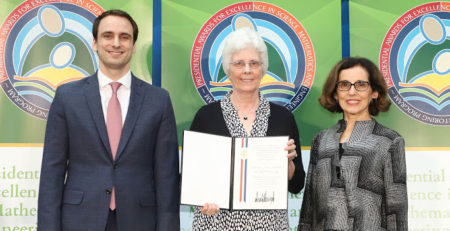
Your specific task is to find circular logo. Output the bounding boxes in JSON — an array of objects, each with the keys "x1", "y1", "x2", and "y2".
[
  {"x1": 191, "y1": 2, "x2": 315, "y2": 111},
  {"x1": 0, "y1": 0, "x2": 103, "y2": 119},
  {"x1": 380, "y1": 2, "x2": 450, "y2": 126}
]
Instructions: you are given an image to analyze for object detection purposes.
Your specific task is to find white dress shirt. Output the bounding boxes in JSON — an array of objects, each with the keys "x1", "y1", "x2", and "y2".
[{"x1": 98, "y1": 69, "x2": 131, "y2": 126}]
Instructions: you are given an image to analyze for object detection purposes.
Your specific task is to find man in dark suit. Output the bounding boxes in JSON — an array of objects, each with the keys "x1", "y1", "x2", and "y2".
[{"x1": 37, "y1": 10, "x2": 180, "y2": 231}]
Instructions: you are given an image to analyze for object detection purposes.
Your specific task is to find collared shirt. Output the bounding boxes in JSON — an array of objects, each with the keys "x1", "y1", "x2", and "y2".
[
  {"x1": 98, "y1": 69, "x2": 131, "y2": 126},
  {"x1": 220, "y1": 90, "x2": 270, "y2": 138}
]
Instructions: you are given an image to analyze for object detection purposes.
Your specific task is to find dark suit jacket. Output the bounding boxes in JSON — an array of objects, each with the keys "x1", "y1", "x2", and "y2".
[{"x1": 38, "y1": 73, "x2": 180, "y2": 231}]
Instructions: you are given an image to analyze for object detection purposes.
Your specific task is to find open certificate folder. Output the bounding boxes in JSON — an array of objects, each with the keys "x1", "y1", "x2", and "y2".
[{"x1": 181, "y1": 130, "x2": 289, "y2": 210}]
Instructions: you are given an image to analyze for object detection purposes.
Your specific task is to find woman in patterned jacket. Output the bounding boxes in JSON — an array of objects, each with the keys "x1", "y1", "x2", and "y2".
[
  {"x1": 299, "y1": 57, "x2": 408, "y2": 230},
  {"x1": 189, "y1": 27, "x2": 305, "y2": 230}
]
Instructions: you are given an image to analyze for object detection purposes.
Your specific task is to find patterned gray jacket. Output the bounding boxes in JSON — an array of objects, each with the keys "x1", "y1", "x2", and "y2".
[{"x1": 299, "y1": 119, "x2": 408, "y2": 231}]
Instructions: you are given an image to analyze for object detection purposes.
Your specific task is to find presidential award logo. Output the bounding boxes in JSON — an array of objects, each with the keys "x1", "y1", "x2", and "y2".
[
  {"x1": 191, "y1": 2, "x2": 315, "y2": 111},
  {"x1": 380, "y1": 2, "x2": 450, "y2": 126},
  {"x1": 0, "y1": 0, "x2": 103, "y2": 119}
]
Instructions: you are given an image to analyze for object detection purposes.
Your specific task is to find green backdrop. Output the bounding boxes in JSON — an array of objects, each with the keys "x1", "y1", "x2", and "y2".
[
  {"x1": 349, "y1": 0, "x2": 449, "y2": 147},
  {"x1": 0, "y1": 0, "x2": 153, "y2": 144},
  {"x1": 162, "y1": 0, "x2": 343, "y2": 147}
]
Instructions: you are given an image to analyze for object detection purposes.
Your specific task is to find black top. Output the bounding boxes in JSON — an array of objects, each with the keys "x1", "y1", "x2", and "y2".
[{"x1": 190, "y1": 101, "x2": 306, "y2": 194}]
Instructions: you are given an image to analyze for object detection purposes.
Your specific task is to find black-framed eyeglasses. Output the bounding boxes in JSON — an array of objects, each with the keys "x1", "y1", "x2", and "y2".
[
  {"x1": 230, "y1": 60, "x2": 262, "y2": 69},
  {"x1": 336, "y1": 80, "x2": 370, "y2": 91}
]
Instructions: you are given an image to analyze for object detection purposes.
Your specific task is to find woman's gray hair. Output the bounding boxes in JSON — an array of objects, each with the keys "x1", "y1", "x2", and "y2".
[{"x1": 222, "y1": 27, "x2": 268, "y2": 76}]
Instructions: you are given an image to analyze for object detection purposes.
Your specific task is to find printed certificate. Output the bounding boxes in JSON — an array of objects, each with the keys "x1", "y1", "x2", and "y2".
[{"x1": 180, "y1": 130, "x2": 288, "y2": 210}]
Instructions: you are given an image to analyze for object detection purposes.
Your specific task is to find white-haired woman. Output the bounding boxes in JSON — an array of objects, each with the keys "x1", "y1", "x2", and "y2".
[{"x1": 189, "y1": 27, "x2": 305, "y2": 230}]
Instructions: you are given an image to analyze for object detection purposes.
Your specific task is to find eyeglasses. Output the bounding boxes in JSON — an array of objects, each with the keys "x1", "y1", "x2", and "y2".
[
  {"x1": 230, "y1": 60, "x2": 262, "y2": 69},
  {"x1": 336, "y1": 80, "x2": 370, "y2": 91}
]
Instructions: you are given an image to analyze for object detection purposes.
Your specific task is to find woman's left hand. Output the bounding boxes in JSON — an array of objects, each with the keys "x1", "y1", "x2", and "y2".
[{"x1": 285, "y1": 139, "x2": 297, "y2": 180}]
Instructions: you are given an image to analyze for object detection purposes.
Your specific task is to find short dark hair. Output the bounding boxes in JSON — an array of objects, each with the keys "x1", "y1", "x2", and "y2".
[
  {"x1": 319, "y1": 57, "x2": 391, "y2": 116},
  {"x1": 92, "y1": 9, "x2": 139, "y2": 44}
]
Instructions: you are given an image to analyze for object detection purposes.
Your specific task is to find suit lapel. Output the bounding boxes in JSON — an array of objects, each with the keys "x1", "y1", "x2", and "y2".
[
  {"x1": 84, "y1": 74, "x2": 112, "y2": 159},
  {"x1": 116, "y1": 75, "x2": 145, "y2": 160}
]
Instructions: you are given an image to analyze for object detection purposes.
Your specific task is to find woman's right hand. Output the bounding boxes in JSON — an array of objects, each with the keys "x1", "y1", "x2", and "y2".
[{"x1": 200, "y1": 203, "x2": 220, "y2": 216}]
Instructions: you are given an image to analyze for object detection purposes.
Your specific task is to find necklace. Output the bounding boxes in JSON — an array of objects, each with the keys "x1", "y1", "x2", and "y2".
[
  {"x1": 240, "y1": 100, "x2": 259, "y2": 121},
  {"x1": 231, "y1": 93, "x2": 259, "y2": 121}
]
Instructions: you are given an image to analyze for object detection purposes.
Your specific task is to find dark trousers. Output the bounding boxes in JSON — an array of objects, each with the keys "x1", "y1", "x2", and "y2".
[{"x1": 105, "y1": 210, "x2": 118, "y2": 231}]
